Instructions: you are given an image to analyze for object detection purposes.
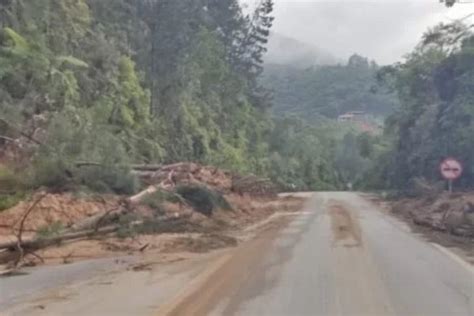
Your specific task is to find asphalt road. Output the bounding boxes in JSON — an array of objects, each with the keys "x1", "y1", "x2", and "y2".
[
  {"x1": 2, "y1": 192, "x2": 473, "y2": 316},
  {"x1": 194, "y1": 192, "x2": 474, "y2": 316}
]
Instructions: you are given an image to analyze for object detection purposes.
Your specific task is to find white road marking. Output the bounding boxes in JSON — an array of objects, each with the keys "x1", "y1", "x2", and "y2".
[{"x1": 430, "y1": 243, "x2": 474, "y2": 274}]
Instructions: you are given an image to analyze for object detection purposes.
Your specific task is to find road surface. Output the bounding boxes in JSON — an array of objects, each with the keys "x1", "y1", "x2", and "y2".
[
  {"x1": 2, "y1": 192, "x2": 473, "y2": 316},
  {"x1": 165, "y1": 192, "x2": 474, "y2": 316}
]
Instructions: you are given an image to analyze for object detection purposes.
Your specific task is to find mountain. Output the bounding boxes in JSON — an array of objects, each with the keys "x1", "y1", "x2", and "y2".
[
  {"x1": 264, "y1": 32, "x2": 338, "y2": 68},
  {"x1": 262, "y1": 55, "x2": 399, "y2": 120}
]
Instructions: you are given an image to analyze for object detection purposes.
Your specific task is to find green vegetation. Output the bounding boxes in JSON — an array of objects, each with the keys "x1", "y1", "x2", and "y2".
[
  {"x1": 261, "y1": 55, "x2": 400, "y2": 191},
  {"x1": 176, "y1": 185, "x2": 232, "y2": 216},
  {"x1": 364, "y1": 22, "x2": 474, "y2": 192},
  {"x1": 0, "y1": 0, "x2": 367, "y2": 194},
  {"x1": 1, "y1": 1, "x2": 468, "y2": 197},
  {"x1": 262, "y1": 55, "x2": 399, "y2": 120},
  {"x1": 0, "y1": 192, "x2": 25, "y2": 211},
  {"x1": 0, "y1": 165, "x2": 27, "y2": 210},
  {"x1": 268, "y1": 116, "x2": 340, "y2": 190},
  {"x1": 0, "y1": 0, "x2": 280, "y2": 192}
]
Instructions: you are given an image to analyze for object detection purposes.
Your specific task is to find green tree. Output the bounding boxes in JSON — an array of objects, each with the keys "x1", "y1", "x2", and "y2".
[{"x1": 374, "y1": 22, "x2": 474, "y2": 191}]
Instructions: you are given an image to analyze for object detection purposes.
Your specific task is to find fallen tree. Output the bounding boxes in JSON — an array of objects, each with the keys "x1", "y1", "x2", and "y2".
[
  {"x1": 0, "y1": 162, "x2": 280, "y2": 267},
  {"x1": 0, "y1": 216, "x2": 192, "y2": 265}
]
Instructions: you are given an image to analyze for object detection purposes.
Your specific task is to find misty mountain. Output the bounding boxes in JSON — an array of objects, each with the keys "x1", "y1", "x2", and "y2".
[
  {"x1": 262, "y1": 54, "x2": 399, "y2": 120},
  {"x1": 264, "y1": 32, "x2": 338, "y2": 68}
]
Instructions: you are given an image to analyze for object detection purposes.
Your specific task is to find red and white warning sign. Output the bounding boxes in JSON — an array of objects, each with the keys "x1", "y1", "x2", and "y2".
[{"x1": 440, "y1": 158, "x2": 463, "y2": 180}]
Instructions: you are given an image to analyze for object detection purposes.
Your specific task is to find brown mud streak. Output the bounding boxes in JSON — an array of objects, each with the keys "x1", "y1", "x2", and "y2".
[
  {"x1": 156, "y1": 216, "x2": 295, "y2": 316},
  {"x1": 328, "y1": 203, "x2": 363, "y2": 248}
]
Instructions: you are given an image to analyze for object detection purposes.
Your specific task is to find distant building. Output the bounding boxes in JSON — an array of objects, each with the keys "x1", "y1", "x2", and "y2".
[
  {"x1": 337, "y1": 111, "x2": 380, "y2": 135},
  {"x1": 337, "y1": 111, "x2": 367, "y2": 123}
]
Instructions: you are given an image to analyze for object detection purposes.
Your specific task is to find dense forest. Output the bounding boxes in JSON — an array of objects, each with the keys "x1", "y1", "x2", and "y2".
[
  {"x1": 264, "y1": 19, "x2": 474, "y2": 193},
  {"x1": 0, "y1": 0, "x2": 348, "y2": 205},
  {"x1": 262, "y1": 54, "x2": 399, "y2": 120},
  {"x1": 364, "y1": 22, "x2": 474, "y2": 192},
  {"x1": 0, "y1": 0, "x2": 276, "y2": 169},
  {"x1": 263, "y1": 20, "x2": 474, "y2": 193},
  {"x1": 0, "y1": 0, "x2": 472, "y2": 205}
]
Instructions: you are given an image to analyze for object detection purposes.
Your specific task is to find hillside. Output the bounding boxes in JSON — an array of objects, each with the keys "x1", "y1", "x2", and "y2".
[
  {"x1": 0, "y1": 0, "x2": 354, "y2": 216},
  {"x1": 262, "y1": 54, "x2": 399, "y2": 120}
]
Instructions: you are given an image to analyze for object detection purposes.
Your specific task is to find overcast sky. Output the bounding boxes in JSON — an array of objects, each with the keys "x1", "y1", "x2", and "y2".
[{"x1": 245, "y1": 0, "x2": 474, "y2": 64}]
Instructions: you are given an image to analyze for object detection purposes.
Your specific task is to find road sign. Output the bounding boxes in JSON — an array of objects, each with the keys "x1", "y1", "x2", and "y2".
[{"x1": 440, "y1": 158, "x2": 463, "y2": 180}]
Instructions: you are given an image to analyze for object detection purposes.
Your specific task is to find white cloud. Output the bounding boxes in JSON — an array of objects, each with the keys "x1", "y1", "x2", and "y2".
[{"x1": 246, "y1": 0, "x2": 474, "y2": 64}]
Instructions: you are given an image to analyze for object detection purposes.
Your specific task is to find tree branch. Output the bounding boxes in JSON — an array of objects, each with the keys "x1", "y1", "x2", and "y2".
[{"x1": 13, "y1": 193, "x2": 47, "y2": 267}]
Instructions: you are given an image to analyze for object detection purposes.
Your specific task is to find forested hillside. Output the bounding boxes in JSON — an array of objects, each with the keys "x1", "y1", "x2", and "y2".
[
  {"x1": 0, "y1": 1, "x2": 470, "y2": 199},
  {"x1": 262, "y1": 54, "x2": 399, "y2": 119},
  {"x1": 365, "y1": 22, "x2": 474, "y2": 191},
  {"x1": 0, "y1": 0, "x2": 350, "y2": 201},
  {"x1": 0, "y1": 0, "x2": 277, "y2": 169}
]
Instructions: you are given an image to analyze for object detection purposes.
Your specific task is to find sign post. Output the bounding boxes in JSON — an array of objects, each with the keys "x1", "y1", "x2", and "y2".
[{"x1": 439, "y1": 158, "x2": 463, "y2": 194}]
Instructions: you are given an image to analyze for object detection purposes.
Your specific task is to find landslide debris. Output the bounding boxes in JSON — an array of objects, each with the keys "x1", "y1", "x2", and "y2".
[
  {"x1": 391, "y1": 192, "x2": 474, "y2": 238},
  {"x1": 0, "y1": 162, "x2": 303, "y2": 269}
]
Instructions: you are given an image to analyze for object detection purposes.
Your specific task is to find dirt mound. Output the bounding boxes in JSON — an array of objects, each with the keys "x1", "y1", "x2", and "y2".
[
  {"x1": 0, "y1": 193, "x2": 120, "y2": 235},
  {"x1": 0, "y1": 160, "x2": 304, "y2": 268},
  {"x1": 135, "y1": 163, "x2": 233, "y2": 192},
  {"x1": 135, "y1": 162, "x2": 276, "y2": 196},
  {"x1": 5, "y1": 195, "x2": 305, "y2": 267},
  {"x1": 391, "y1": 192, "x2": 474, "y2": 237}
]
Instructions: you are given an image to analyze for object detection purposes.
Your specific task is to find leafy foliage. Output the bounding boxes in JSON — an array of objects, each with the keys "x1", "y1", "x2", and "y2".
[
  {"x1": 369, "y1": 22, "x2": 474, "y2": 191},
  {"x1": 262, "y1": 55, "x2": 399, "y2": 120},
  {"x1": 176, "y1": 185, "x2": 232, "y2": 216},
  {"x1": 267, "y1": 116, "x2": 343, "y2": 190},
  {"x1": 0, "y1": 0, "x2": 387, "y2": 195},
  {"x1": 0, "y1": 0, "x2": 289, "y2": 193}
]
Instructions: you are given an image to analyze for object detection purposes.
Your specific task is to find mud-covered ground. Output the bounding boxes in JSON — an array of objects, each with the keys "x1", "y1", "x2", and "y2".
[
  {"x1": 0, "y1": 194, "x2": 306, "y2": 315},
  {"x1": 0, "y1": 193, "x2": 304, "y2": 268}
]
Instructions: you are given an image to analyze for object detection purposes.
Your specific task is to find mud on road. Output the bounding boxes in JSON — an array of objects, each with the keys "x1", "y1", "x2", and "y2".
[
  {"x1": 0, "y1": 195, "x2": 307, "y2": 315},
  {"x1": 328, "y1": 203, "x2": 362, "y2": 248},
  {"x1": 157, "y1": 192, "x2": 474, "y2": 316}
]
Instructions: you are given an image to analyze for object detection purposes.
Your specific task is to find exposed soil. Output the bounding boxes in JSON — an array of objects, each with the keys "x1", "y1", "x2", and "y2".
[
  {"x1": 328, "y1": 203, "x2": 362, "y2": 248},
  {"x1": 391, "y1": 192, "x2": 474, "y2": 235},
  {"x1": 0, "y1": 160, "x2": 304, "y2": 271},
  {"x1": 0, "y1": 194, "x2": 305, "y2": 267},
  {"x1": 161, "y1": 234, "x2": 238, "y2": 254},
  {"x1": 0, "y1": 192, "x2": 120, "y2": 235},
  {"x1": 158, "y1": 213, "x2": 294, "y2": 316}
]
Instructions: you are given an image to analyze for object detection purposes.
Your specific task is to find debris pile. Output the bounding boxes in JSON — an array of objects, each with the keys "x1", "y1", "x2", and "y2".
[
  {"x1": 231, "y1": 175, "x2": 277, "y2": 196},
  {"x1": 132, "y1": 163, "x2": 233, "y2": 192},
  {"x1": 0, "y1": 193, "x2": 119, "y2": 235},
  {"x1": 0, "y1": 162, "x2": 299, "y2": 270},
  {"x1": 392, "y1": 192, "x2": 474, "y2": 237},
  {"x1": 133, "y1": 162, "x2": 277, "y2": 196}
]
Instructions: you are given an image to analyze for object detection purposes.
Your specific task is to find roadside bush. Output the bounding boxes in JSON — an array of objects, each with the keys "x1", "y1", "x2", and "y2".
[
  {"x1": 139, "y1": 190, "x2": 178, "y2": 215},
  {"x1": 116, "y1": 213, "x2": 140, "y2": 239},
  {"x1": 0, "y1": 192, "x2": 25, "y2": 211},
  {"x1": 0, "y1": 165, "x2": 28, "y2": 210},
  {"x1": 28, "y1": 154, "x2": 138, "y2": 195},
  {"x1": 76, "y1": 165, "x2": 138, "y2": 195},
  {"x1": 176, "y1": 185, "x2": 231, "y2": 216},
  {"x1": 0, "y1": 165, "x2": 21, "y2": 191},
  {"x1": 29, "y1": 157, "x2": 74, "y2": 192}
]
